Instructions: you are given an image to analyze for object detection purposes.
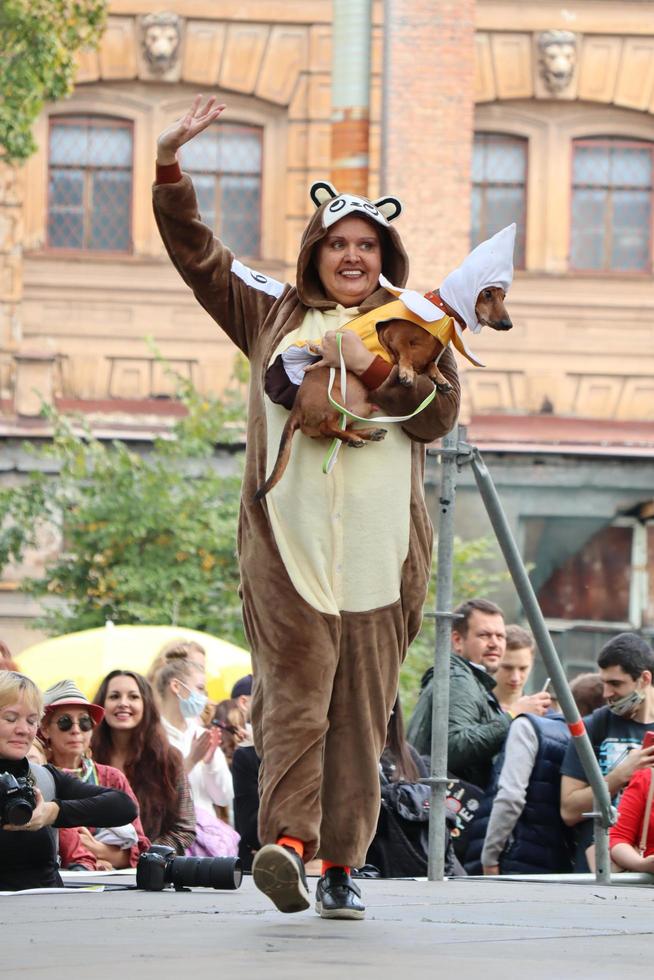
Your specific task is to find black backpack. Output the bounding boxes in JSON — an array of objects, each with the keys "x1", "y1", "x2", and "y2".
[{"x1": 365, "y1": 774, "x2": 465, "y2": 877}]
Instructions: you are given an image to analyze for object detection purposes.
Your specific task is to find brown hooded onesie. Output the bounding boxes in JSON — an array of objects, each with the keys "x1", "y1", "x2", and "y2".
[{"x1": 153, "y1": 171, "x2": 460, "y2": 866}]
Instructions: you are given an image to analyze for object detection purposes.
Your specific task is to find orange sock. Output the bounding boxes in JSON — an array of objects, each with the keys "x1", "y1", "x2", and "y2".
[
  {"x1": 277, "y1": 836, "x2": 304, "y2": 859},
  {"x1": 321, "y1": 860, "x2": 351, "y2": 875}
]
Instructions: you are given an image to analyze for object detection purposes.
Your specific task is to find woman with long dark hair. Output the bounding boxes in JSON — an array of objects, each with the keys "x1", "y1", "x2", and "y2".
[{"x1": 91, "y1": 670, "x2": 195, "y2": 854}]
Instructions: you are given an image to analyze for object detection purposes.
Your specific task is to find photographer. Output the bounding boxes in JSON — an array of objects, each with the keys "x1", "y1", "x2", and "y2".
[{"x1": 0, "y1": 672, "x2": 137, "y2": 891}]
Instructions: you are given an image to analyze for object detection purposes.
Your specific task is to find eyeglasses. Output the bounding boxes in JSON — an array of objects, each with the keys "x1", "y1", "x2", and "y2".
[{"x1": 54, "y1": 714, "x2": 94, "y2": 733}]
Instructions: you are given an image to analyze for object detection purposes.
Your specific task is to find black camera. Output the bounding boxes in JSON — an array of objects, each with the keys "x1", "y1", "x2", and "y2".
[
  {"x1": 0, "y1": 772, "x2": 36, "y2": 826},
  {"x1": 136, "y1": 845, "x2": 242, "y2": 892}
]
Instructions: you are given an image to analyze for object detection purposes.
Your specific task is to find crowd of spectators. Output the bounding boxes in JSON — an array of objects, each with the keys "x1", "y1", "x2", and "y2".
[
  {"x1": 0, "y1": 637, "x2": 254, "y2": 890},
  {"x1": 405, "y1": 598, "x2": 654, "y2": 879},
  {"x1": 2, "y1": 607, "x2": 654, "y2": 890}
]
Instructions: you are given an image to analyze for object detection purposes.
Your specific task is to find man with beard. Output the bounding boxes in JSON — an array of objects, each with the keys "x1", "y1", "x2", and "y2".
[{"x1": 560, "y1": 632, "x2": 654, "y2": 871}]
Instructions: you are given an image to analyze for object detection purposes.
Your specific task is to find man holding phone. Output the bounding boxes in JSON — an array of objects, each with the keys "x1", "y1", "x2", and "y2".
[{"x1": 560, "y1": 632, "x2": 654, "y2": 871}]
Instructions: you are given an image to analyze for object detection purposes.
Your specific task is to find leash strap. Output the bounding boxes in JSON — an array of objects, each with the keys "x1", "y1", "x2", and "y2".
[{"x1": 321, "y1": 332, "x2": 437, "y2": 474}]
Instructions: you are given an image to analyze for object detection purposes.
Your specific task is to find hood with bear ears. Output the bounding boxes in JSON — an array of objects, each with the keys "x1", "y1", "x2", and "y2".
[{"x1": 295, "y1": 180, "x2": 409, "y2": 310}]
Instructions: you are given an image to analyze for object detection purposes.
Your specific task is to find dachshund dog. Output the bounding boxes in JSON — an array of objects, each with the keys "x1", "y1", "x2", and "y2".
[{"x1": 254, "y1": 286, "x2": 511, "y2": 500}]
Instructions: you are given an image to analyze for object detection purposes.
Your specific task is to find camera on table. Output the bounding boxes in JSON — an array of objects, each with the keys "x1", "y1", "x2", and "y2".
[
  {"x1": 0, "y1": 772, "x2": 36, "y2": 826},
  {"x1": 136, "y1": 844, "x2": 242, "y2": 892}
]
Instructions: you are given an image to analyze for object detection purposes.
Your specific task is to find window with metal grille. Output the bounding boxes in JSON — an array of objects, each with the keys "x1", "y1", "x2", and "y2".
[
  {"x1": 48, "y1": 116, "x2": 133, "y2": 252},
  {"x1": 471, "y1": 133, "x2": 527, "y2": 268},
  {"x1": 571, "y1": 137, "x2": 653, "y2": 273},
  {"x1": 180, "y1": 123, "x2": 262, "y2": 258}
]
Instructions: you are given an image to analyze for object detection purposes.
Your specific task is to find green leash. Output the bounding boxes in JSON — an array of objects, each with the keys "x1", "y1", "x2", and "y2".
[{"x1": 321, "y1": 332, "x2": 438, "y2": 474}]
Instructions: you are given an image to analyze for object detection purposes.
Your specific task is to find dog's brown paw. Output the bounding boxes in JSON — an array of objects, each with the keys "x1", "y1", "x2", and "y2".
[
  {"x1": 398, "y1": 374, "x2": 414, "y2": 388},
  {"x1": 347, "y1": 438, "x2": 366, "y2": 448},
  {"x1": 435, "y1": 380, "x2": 453, "y2": 393},
  {"x1": 369, "y1": 428, "x2": 387, "y2": 441}
]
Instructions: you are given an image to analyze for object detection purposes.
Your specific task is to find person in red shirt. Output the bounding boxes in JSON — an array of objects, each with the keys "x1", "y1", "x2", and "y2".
[{"x1": 609, "y1": 766, "x2": 654, "y2": 872}]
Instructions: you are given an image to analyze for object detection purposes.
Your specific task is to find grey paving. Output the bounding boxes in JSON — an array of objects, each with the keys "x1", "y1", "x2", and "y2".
[{"x1": 3, "y1": 874, "x2": 654, "y2": 979}]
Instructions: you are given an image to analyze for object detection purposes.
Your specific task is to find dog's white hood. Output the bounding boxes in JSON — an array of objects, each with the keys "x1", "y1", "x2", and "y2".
[{"x1": 439, "y1": 223, "x2": 516, "y2": 334}]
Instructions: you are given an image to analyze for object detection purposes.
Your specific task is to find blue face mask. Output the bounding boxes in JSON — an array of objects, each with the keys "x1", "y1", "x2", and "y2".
[{"x1": 177, "y1": 681, "x2": 208, "y2": 719}]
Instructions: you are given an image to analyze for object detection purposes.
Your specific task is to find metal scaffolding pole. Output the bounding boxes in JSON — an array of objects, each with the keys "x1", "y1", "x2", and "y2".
[
  {"x1": 468, "y1": 445, "x2": 615, "y2": 883},
  {"x1": 330, "y1": 0, "x2": 372, "y2": 195},
  {"x1": 421, "y1": 431, "x2": 616, "y2": 884},
  {"x1": 426, "y1": 425, "x2": 459, "y2": 880}
]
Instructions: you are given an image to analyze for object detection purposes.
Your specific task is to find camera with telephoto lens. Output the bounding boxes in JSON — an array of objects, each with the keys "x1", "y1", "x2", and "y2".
[
  {"x1": 136, "y1": 844, "x2": 242, "y2": 892},
  {"x1": 0, "y1": 771, "x2": 37, "y2": 826}
]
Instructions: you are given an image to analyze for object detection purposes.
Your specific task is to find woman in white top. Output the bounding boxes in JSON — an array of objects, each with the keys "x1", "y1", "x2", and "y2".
[{"x1": 155, "y1": 653, "x2": 238, "y2": 857}]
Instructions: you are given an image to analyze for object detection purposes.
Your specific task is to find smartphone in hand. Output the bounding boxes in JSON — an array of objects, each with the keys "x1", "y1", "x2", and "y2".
[{"x1": 642, "y1": 730, "x2": 654, "y2": 750}]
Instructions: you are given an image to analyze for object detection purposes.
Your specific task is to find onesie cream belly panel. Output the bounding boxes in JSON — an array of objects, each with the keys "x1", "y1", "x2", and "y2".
[{"x1": 265, "y1": 307, "x2": 412, "y2": 616}]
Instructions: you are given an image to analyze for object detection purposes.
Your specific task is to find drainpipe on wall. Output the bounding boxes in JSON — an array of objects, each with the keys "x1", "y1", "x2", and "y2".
[
  {"x1": 380, "y1": 0, "x2": 392, "y2": 195},
  {"x1": 330, "y1": 0, "x2": 372, "y2": 196}
]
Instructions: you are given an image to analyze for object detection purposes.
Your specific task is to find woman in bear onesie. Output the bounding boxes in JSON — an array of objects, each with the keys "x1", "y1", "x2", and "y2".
[{"x1": 153, "y1": 96, "x2": 460, "y2": 919}]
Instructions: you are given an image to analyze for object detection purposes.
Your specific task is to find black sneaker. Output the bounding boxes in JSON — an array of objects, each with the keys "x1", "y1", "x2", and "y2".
[
  {"x1": 252, "y1": 844, "x2": 310, "y2": 913},
  {"x1": 315, "y1": 867, "x2": 366, "y2": 920}
]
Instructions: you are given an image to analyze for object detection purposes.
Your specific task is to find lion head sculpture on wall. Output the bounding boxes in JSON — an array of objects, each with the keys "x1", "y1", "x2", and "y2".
[
  {"x1": 537, "y1": 30, "x2": 578, "y2": 94},
  {"x1": 140, "y1": 12, "x2": 182, "y2": 74}
]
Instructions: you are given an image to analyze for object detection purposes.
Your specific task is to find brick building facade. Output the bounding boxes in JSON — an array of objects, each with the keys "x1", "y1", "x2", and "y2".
[{"x1": 2, "y1": 0, "x2": 654, "y2": 650}]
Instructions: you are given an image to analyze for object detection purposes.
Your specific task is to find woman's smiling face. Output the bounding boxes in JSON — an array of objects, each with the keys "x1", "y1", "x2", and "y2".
[
  {"x1": 315, "y1": 215, "x2": 382, "y2": 308},
  {"x1": 0, "y1": 698, "x2": 40, "y2": 760},
  {"x1": 102, "y1": 675, "x2": 144, "y2": 730}
]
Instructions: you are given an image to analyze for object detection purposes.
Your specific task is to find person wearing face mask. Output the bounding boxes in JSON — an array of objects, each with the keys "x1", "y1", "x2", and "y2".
[
  {"x1": 155, "y1": 659, "x2": 238, "y2": 858},
  {"x1": 560, "y1": 632, "x2": 654, "y2": 872}
]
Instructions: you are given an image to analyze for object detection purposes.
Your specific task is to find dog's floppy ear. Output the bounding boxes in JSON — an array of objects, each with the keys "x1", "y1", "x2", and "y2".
[
  {"x1": 374, "y1": 196, "x2": 402, "y2": 222},
  {"x1": 310, "y1": 181, "x2": 339, "y2": 209}
]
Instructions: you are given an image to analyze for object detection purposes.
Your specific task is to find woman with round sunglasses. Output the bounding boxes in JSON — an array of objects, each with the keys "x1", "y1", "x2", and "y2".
[
  {"x1": 40, "y1": 679, "x2": 150, "y2": 869},
  {"x1": 0, "y1": 671, "x2": 137, "y2": 890}
]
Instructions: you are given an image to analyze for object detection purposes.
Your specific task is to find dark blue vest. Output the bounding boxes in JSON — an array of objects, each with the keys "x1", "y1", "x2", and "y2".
[{"x1": 464, "y1": 714, "x2": 574, "y2": 875}]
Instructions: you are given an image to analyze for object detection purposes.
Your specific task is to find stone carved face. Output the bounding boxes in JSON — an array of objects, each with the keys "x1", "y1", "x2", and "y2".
[
  {"x1": 538, "y1": 30, "x2": 577, "y2": 93},
  {"x1": 141, "y1": 13, "x2": 181, "y2": 73}
]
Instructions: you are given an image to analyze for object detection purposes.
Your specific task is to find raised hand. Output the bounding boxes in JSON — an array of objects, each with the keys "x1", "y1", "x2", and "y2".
[
  {"x1": 512, "y1": 691, "x2": 552, "y2": 717},
  {"x1": 157, "y1": 95, "x2": 226, "y2": 165},
  {"x1": 613, "y1": 743, "x2": 654, "y2": 784},
  {"x1": 185, "y1": 728, "x2": 213, "y2": 772}
]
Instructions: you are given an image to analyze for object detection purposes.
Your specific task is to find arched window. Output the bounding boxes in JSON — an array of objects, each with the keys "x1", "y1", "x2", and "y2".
[
  {"x1": 471, "y1": 133, "x2": 527, "y2": 268},
  {"x1": 48, "y1": 116, "x2": 133, "y2": 252},
  {"x1": 571, "y1": 137, "x2": 653, "y2": 273},
  {"x1": 180, "y1": 123, "x2": 262, "y2": 258}
]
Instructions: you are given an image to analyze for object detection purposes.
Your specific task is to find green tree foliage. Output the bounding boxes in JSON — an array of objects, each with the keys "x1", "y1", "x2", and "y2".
[
  {"x1": 399, "y1": 535, "x2": 509, "y2": 713},
  {"x1": 0, "y1": 366, "x2": 248, "y2": 643},
  {"x1": 0, "y1": 0, "x2": 107, "y2": 162}
]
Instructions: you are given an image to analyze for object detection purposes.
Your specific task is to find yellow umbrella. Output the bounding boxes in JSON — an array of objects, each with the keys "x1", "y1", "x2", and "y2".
[{"x1": 16, "y1": 624, "x2": 251, "y2": 705}]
